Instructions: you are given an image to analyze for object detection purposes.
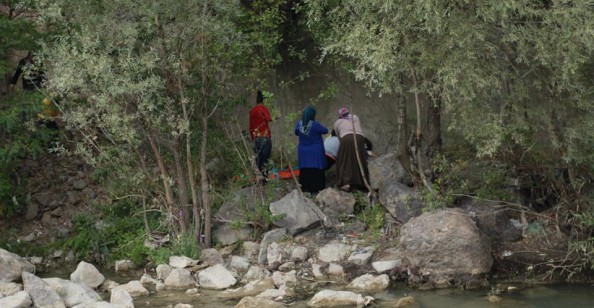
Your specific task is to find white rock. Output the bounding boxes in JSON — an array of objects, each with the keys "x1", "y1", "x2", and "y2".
[
  {"x1": 290, "y1": 246, "x2": 308, "y2": 262},
  {"x1": 371, "y1": 260, "x2": 401, "y2": 273},
  {"x1": 312, "y1": 264, "x2": 325, "y2": 279},
  {"x1": 307, "y1": 289, "x2": 374, "y2": 307},
  {"x1": 112, "y1": 281, "x2": 149, "y2": 298},
  {"x1": 347, "y1": 274, "x2": 390, "y2": 291},
  {"x1": 0, "y1": 282, "x2": 22, "y2": 297},
  {"x1": 156, "y1": 264, "x2": 173, "y2": 281},
  {"x1": 0, "y1": 290, "x2": 32, "y2": 308},
  {"x1": 347, "y1": 246, "x2": 376, "y2": 265},
  {"x1": 22, "y1": 272, "x2": 65, "y2": 308},
  {"x1": 43, "y1": 277, "x2": 102, "y2": 307},
  {"x1": 70, "y1": 261, "x2": 105, "y2": 289},
  {"x1": 110, "y1": 288, "x2": 134, "y2": 308},
  {"x1": 164, "y1": 268, "x2": 196, "y2": 290},
  {"x1": 139, "y1": 274, "x2": 159, "y2": 286},
  {"x1": 317, "y1": 243, "x2": 352, "y2": 263},
  {"x1": 169, "y1": 256, "x2": 195, "y2": 268},
  {"x1": 327, "y1": 263, "x2": 344, "y2": 277},
  {"x1": 114, "y1": 260, "x2": 135, "y2": 272},
  {"x1": 229, "y1": 256, "x2": 251, "y2": 273},
  {"x1": 197, "y1": 264, "x2": 237, "y2": 290}
]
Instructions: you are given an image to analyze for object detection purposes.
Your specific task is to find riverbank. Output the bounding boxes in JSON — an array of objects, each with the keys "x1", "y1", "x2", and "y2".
[{"x1": 1, "y1": 150, "x2": 591, "y2": 295}]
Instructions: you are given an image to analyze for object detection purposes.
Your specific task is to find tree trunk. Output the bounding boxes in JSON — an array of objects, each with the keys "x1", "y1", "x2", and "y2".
[
  {"x1": 411, "y1": 68, "x2": 433, "y2": 191},
  {"x1": 177, "y1": 77, "x2": 202, "y2": 247},
  {"x1": 395, "y1": 76, "x2": 415, "y2": 183},
  {"x1": 426, "y1": 95, "x2": 442, "y2": 158},
  {"x1": 148, "y1": 133, "x2": 178, "y2": 232},
  {"x1": 198, "y1": 0, "x2": 212, "y2": 247},
  {"x1": 171, "y1": 137, "x2": 190, "y2": 233},
  {"x1": 199, "y1": 111, "x2": 211, "y2": 247}
]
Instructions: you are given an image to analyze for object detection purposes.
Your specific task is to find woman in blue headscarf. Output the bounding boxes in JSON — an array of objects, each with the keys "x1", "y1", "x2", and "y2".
[{"x1": 295, "y1": 105, "x2": 328, "y2": 193}]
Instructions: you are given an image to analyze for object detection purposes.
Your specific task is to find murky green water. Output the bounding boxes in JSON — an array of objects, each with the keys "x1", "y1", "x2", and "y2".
[
  {"x1": 130, "y1": 283, "x2": 594, "y2": 308},
  {"x1": 42, "y1": 267, "x2": 594, "y2": 307}
]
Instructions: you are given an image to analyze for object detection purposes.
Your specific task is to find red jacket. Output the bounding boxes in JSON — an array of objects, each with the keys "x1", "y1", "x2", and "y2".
[{"x1": 249, "y1": 103, "x2": 272, "y2": 140}]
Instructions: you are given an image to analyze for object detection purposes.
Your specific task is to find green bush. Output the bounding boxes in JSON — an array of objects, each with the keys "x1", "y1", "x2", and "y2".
[
  {"x1": 0, "y1": 92, "x2": 58, "y2": 218},
  {"x1": 354, "y1": 191, "x2": 384, "y2": 239},
  {"x1": 64, "y1": 199, "x2": 161, "y2": 265}
]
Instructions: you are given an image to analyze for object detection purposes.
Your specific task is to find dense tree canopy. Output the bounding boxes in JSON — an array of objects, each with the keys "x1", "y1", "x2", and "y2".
[
  {"x1": 305, "y1": 0, "x2": 594, "y2": 166},
  {"x1": 2, "y1": 0, "x2": 594, "y2": 264}
]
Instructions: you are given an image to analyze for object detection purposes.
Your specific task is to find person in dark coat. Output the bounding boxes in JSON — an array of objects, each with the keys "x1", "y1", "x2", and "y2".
[
  {"x1": 333, "y1": 107, "x2": 369, "y2": 192},
  {"x1": 10, "y1": 52, "x2": 46, "y2": 92},
  {"x1": 295, "y1": 105, "x2": 328, "y2": 193}
]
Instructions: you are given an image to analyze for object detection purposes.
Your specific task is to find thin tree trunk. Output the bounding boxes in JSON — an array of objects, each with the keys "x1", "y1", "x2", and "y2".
[
  {"x1": 199, "y1": 0, "x2": 212, "y2": 248},
  {"x1": 148, "y1": 133, "x2": 177, "y2": 231},
  {"x1": 199, "y1": 111, "x2": 211, "y2": 247},
  {"x1": 395, "y1": 76, "x2": 415, "y2": 183},
  {"x1": 177, "y1": 76, "x2": 202, "y2": 246},
  {"x1": 426, "y1": 95, "x2": 442, "y2": 158},
  {"x1": 411, "y1": 68, "x2": 433, "y2": 192},
  {"x1": 171, "y1": 138, "x2": 189, "y2": 233}
]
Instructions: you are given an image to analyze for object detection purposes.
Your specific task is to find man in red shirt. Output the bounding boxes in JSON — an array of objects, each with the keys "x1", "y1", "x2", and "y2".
[{"x1": 249, "y1": 90, "x2": 272, "y2": 180}]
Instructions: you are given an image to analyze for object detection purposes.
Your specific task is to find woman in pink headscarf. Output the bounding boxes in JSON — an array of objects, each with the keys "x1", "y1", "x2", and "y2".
[{"x1": 333, "y1": 107, "x2": 369, "y2": 192}]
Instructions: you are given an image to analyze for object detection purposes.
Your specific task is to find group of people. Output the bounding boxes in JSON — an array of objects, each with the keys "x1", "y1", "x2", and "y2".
[{"x1": 248, "y1": 90, "x2": 370, "y2": 194}]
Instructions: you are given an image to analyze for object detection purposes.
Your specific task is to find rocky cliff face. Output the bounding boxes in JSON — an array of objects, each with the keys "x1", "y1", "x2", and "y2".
[{"x1": 2, "y1": 151, "x2": 111, "y2": 253}]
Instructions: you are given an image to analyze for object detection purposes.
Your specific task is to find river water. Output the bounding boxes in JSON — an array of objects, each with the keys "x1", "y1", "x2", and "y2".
[
  {"x1": 42, "y1": 267, "x2": 594, "y2": 307},
  {"x1": 130, "y1": 283, "x2": 594, "y2": 308}
]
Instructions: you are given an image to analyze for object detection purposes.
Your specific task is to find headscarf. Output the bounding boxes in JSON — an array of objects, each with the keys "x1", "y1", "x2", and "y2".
[
  {"x1": 299, "y1": 106, "x2": 316, "y2": 136},
  {"x1": 338, "y1": 107, "x2": 352, "y2": 120}
]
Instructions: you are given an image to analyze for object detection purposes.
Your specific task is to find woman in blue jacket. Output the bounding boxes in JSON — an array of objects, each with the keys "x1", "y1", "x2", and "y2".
[{"x1": 295, "y1": 106, "x2": 328, "y2": 193}]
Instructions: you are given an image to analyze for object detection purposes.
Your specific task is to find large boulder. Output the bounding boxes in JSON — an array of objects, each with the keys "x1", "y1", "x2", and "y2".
[
  {"x1": 0, "y1": 282, "x2": 22, "y2": 297},
  {"x1": 201, "y1": 248, "x2": 224, "y2": 266},
  {"x1": 0, "y1": 248, "x2": 35, "y2": 283},
  {"x1": 70, "y1": 261, "x2": 105, "y2": 289},
  {"x1": 110, "y1": 289, "x2": 133, "y2": 308},
  {"x1": 163, "y1": 268, "x2": 196, "y2": 290},
  {"x1": 368, "y1": 152, "x2": 413, "y2": 189},
  {"x1": 198, "y1": 264, "x2": 237, "y2": 290},
  {"x1": 43, "y1": 278, "x2": 102, "y2": 307},
  {"x1": 459, "y1": 200, "x2": 523, "y2": 243},
  {"x1": 213, "y1": 187, "x2": 258, "y2": 245},
  {"x1": 22, "y1": 272, "x2": 66, "y2": 308},
  {"x1": 314, "y1": 188, "x2": 356, "y2": 226},
  {"x1": 307, "y1": 290, "x2": 373, "y2": 307},
  {"x1": 378, "y1": 181, "x2": 424, "y2": 223},
  {"x1": 0, "y1": 290, "x2": 32, "y2": 308},
  {"x1": 399, "y1": 209, "x2": 493, "y2": 286},
  {"x1": 270, "y1": 190, "x2": 325, "y2": 236},
  {"x1": 346, "y1": 274, "x2": 390, "y2": 292},
  {"x1": 229, "y1": 256, "x2": 251, "y2": 273}
]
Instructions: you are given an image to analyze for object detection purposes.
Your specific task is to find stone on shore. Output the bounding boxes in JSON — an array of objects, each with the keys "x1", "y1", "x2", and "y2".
[
  {"x1": 70, "y1": 261, "x2": 105, "y2": 289},
  {"x1": 307, "y1": 289, "x2": 373, "y2": 307},
  {"x1": 198, "y1": 264, "x2": 237, "y2": 290}
]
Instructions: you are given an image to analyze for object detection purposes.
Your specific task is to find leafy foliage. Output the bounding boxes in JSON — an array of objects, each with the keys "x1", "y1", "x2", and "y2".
[
  {"x1": 305, "y1": 0, "x2": 594, "y2": 179},
  {"x1": 353, "y1": 191, "x2": 384, "y2": 240},
  {"x1": 65, "y1": 199, "x2": 161, "y2": 265}
]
